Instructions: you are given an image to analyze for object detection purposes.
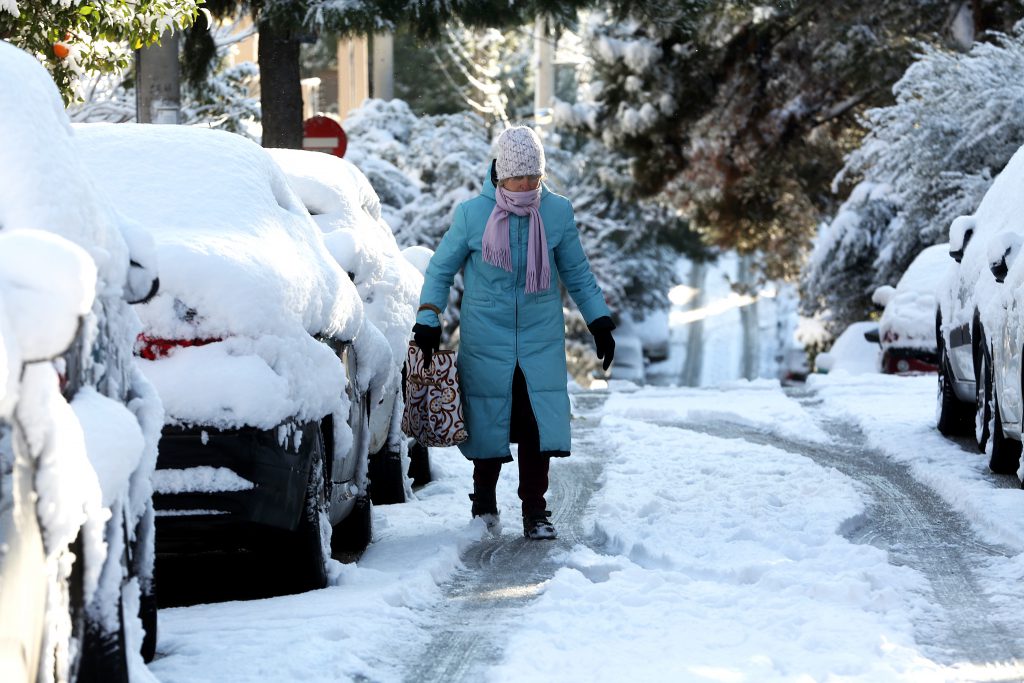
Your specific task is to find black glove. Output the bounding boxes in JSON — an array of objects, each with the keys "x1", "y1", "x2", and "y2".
[
  {"x1": 588, "y1": 316, "x2": 616, "y2": 372},
  {"x1": 412, "y1": 323, "x2": 442, "y2": 368}
]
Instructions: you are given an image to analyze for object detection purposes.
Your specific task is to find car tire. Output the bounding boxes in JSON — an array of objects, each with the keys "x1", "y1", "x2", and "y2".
[
  {"x1": 407, "y1": 439, "x2": 432, "y2": 488},
  {"x1": 936, "y1": 338, "x2": 973, "y2": 437},
  {"x1": 975, "y1": 340, "x2": 992, "y2": 453},
  {"x1": 989, "y1": 390, "x2": 1022, "y2": 474},
  {"x1": 331, "y1": 495, "x2": 372, "y2": 554},
  {"x1": 279, "y1": 441, "x2": 329, "y2": 594},
  {"x1": 139, "y1": 580, "x2": 158, "y2": 663},
  {"x1": 74, "y1": 520, "x2": 131, "y2": 683},
  {"x1": 368, "y1": 447, "x2": 406, "y2": 505},
  {"x1": 130, "y1": 500, "x2": 158, "y2": 663}
]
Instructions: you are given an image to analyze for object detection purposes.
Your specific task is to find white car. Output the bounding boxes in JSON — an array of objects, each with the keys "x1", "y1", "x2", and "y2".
[
  {"x1": 77, "y1": 123, "x2": 376, "y2": 593},
  {"x1": 872, "y1": 244, "x2": 949, "y2": 374},
  {"x1": 268, "y1": 148, "x2": 428, "y2": 502},
  {"x1": 0, "y1": 42, "x2": 162, "y2": 681},
  {"x1": 934, "y1": 147, "x2": 1024, "y2": 452},
  {"x1": 814, "y1": 321, "x2": 881, "y2": 375},
  {"x1": 972, "y1": 186, "x2": 1024, "y2": 475}
]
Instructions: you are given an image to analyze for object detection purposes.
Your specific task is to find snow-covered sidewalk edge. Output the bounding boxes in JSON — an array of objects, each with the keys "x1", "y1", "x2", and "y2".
[{"x1": 808, "y1": 372, "x2": 1024, "y2": 552}]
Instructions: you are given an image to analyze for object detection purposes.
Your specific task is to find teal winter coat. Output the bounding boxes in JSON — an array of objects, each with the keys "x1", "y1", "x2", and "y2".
[{"x1": 416, "y1": 164, "x2": 611, "y2": 459}]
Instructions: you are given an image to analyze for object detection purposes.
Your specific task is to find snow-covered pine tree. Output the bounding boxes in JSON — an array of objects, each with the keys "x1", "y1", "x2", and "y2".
[
  {"x1": 569, "y1": 1, "x2": 1022, "y2": 281},
  {"x1": 801, "y1": 25, "x2": 1024, "y2": 335}
]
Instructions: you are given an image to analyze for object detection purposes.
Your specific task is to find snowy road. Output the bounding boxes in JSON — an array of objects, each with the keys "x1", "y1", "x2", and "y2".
[
  {"x1": 657, "y1": 389, "x2": 1021, "y2": 668},
  {"x1": 149, "y1": 375, "x2": 1024, "y2": 683}
]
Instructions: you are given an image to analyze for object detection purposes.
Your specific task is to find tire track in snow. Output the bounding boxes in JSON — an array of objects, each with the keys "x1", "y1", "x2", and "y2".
[
  {"x1": 647, "y1": 386, "x2": 1022, "y2": 669},
  {"x1": 400, "y1": 393, "x2": 609, "y2": 683}
]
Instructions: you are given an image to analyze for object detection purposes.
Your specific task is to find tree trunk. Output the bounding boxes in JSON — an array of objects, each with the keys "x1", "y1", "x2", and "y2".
[
  {"x1": 738, "y1": 254, "x2": 759, "y2": 381},
  {"x1": 258, "y1": 19, "x2": 303, "y2": 148},
  {"x1": 681, "y1": 262, "x2": 706, "y2": 387}
]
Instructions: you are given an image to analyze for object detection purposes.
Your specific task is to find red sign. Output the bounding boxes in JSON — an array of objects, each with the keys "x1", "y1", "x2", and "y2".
[{"x1": 302, "y1": 115, "x2": 347, "y2": 158}]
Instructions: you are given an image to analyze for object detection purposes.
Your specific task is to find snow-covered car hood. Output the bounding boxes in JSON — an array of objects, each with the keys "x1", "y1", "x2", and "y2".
[{"x1": 75, "y1": 124, "x2": 362, "y2": 343}]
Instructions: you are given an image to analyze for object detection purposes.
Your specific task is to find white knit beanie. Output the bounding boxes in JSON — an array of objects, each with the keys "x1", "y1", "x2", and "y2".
[{"x1": 495, "y1": 126, "x2": 545, "y2": 181}]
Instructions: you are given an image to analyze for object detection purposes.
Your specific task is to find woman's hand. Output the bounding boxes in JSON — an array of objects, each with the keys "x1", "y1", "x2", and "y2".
[
  {"x1": 587, "y1": 316, "x2": 616, "y2": 371},
  {"x1": 412, "y1": 323, "x2": 442, "y2": 368}
]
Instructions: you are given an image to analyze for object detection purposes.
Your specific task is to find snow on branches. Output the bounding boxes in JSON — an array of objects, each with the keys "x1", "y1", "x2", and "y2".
[{"x1": 802, "y1": 25, "x2": 1024, "y2": 335}]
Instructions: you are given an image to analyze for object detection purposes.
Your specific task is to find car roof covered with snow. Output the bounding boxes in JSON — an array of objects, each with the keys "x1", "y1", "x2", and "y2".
[
  {"x1": 896, "y1": 243, "x2": 950, "y2": 294},
  {"x1": 75, "y1": 124, "x2": 362, "y2": 342}
]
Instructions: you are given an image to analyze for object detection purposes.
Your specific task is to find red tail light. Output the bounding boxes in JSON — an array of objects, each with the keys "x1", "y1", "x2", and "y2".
[{"x1": 135, "y1": 334, "x2": 221, "y2": 360}]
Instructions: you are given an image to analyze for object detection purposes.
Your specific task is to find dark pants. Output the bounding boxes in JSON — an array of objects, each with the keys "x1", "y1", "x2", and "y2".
[{"x1": 472, "y1": 365, "x2": 550, "y2": 516}]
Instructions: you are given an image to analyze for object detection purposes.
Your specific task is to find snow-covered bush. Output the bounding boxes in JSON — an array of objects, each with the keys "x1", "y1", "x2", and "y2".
[
  {"x1": 802, "y1": 25, "x2": 1024, "y2": 334},
  {"x1": 343, "y1": 98, "x2": 491, "y2": 249}
]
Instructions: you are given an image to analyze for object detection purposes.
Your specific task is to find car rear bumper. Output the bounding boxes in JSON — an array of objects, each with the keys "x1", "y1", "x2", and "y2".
[{"x1": 153, "y1": 422, "x2": 320, "y2": 550}]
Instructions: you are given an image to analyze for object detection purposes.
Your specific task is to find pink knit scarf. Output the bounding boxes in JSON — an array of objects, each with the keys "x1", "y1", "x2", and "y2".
[{"x1": 482, "y1": 186, "x2": 550, "y2": 293}]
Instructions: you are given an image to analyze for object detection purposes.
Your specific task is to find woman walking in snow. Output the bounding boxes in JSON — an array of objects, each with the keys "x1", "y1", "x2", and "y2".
[{"x1": 412, "y1": 126, "x2": 615, "y2": 540}]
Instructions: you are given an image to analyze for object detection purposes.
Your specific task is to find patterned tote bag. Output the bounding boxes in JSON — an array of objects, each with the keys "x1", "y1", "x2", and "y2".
[{"x1": 401, "y1": 343, "x2": 469, "y2": 447}]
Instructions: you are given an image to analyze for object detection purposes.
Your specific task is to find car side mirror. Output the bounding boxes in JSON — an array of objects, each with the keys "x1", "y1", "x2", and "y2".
[
  {"x1": 949, "y1": 216, "x2": 975, "y2": 263},
  {"x1": 863, "y1": 327, "x2": 880, "y2": 344},
  {"x1": 126, "y1": 262, "x2": 159, "y2": 304},
  {"x1": 871, "y1": 285, "x2": 897, "y2": 308},
  {"x1": 988, "y1": 232, "x2": 1023, "y2": 284}
]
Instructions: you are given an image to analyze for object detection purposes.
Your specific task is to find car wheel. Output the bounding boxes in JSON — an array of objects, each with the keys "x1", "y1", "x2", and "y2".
[
  {"x1": 975, "y1": 341, "x2": 992, "y2": 453},
  {"x1": 936, "y1": 339, "x2": 973, "y2": 437},
  {"x1": 331, "y1": 495, "x2": 372, "y2": 554},
  {"x1": 989, "y1": 390, "x2": 1022, "y2": 474},
  {"x1": 130, "y1": 500, "x2": 157, "y2": 663},
  {"x1": 407, "y1": 439, "x2": 432, "y2": 488},
  {"x1": 138, "y1": 579, "x2": 158, "y2": 663},
  {"x1": 74, "y1": 517, "x2": 131, "y2": 683},
  {"x1": 368, "y1": 446, "x2": 406, "y2": 505},
  {"x1": 277, "y1": 441, "x2": 329, "y2": 594}
]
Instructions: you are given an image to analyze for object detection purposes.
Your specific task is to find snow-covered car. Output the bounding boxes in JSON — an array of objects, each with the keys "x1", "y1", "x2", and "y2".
[
  {"x1": 871, "y1": 243, "x2": 948, "y2": 374},
  {"x1": 973, "y1": 205, "x2": 1024, "y2": 475},
  {"x1": 267, "y1": 148, "x2": 427, "y2": 503},
  {"x1": 0, "y1": 42, "x2": 162, "y2": 682},
  {"x1": 77, "y1": 123, "x2": 375, "y2": 593},
  {"x1": 815, "y1": 322, "x2": 880, "y2": 375},
  {"x1": 935, "y1": 145, "x2": 1024, "y2": 452},
  {"x1": 607, "y1": 333, "x2": 646, "y2": 384}
]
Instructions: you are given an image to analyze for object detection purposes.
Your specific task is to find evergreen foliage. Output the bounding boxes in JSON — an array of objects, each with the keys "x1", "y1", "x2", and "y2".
[
  {"x1": 568, "y1": 0, "x2": 1021, "y2": 281},
  {"x1": 0, "y1": 0, "x2": 199, "y2": 102},
  {"x1": 801, "y1": 25, "x2": 1024, "y2": 335},
  {"x1": 343, "y1": 98, "x2": 691, "y2": 320}
]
